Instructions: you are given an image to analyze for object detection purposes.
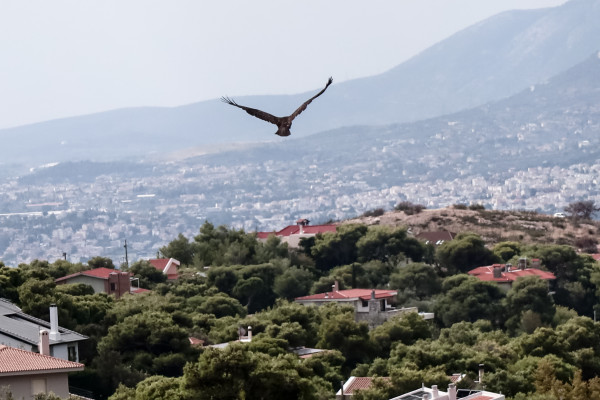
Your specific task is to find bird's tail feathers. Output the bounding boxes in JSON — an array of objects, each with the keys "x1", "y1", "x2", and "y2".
[{"x1": 221, "y1": 96, "x2": 238, "y2": 106}]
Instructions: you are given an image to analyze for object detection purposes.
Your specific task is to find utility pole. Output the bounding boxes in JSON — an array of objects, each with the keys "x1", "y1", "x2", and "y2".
[
  {"x1": 62, "y1": 252, "x2": 67, "y2": 261},
  {"x1": 124, "y1": 240, "x2": 129, "y2": 268}
]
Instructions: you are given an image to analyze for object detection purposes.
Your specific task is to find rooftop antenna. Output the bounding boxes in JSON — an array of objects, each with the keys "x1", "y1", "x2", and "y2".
[{"x1": 124, "y1": 240, "x2": 129, "y2": 268}]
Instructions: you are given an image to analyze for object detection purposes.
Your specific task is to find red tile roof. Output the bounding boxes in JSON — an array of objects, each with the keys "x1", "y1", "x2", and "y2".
[
  {"x1": 468, "y1": 264, "x2": 555, "y2": 283},
  {"x1": 55, "y1": 267, "x2": 130, "y2": 282},
  {"x1": 149, "y1": 258, "x2": 170, "y2": 271},
  {"x1": 0, "y1": 345, "x2": 83, "y2": 375},
  {"x1": 189, "y1": 337, "x2": 205, "y2": 346},
  {"x1": 148, "y1": 258, "x2": 180, "y2": 279},
  {"x1": 346, "y1": 377, "x2": 375, "y2": 393},
  {"x1": 416, "y1": 231, "x2": 456, "y2": 244},
  {"x1": 256, "y1": 224, "x2": 337, "y2": 239},
  {"x1": 342, "y1": 377, "x2": 390, "y2": 395},
  {"x1": 296, "y1": 288, "x2": 397, "y2": 302},
  {"x1": 130, "y1": 287, "x2": 151, "y2": 294}
]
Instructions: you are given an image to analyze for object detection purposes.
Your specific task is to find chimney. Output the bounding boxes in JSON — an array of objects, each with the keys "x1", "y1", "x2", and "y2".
[
  {"x1": 39, "y1": 330, "x2": 50, "y2": 356},
  {"x1": 49, "y1": 304, "x2": 61, "y2": 341},
  {"x1": 240, "y1": 326, "x2": 252, "y2": 342},
  {"x1": 532, "y1": 258, "x2": 541, "y2": 268},
  {"x1": 333, "y1": 280, "x2": 339, "y2": 292},
  {"x1": 432, "y1": 385, "x2": 439, "y2": 399},
  {"x1": 493, "y1": 266, "x2": 502, "y2": 279},
  {"x1": 478, "y1": 364, "x2": 485, "y2": 385},
  {"x1": 518, "y1": 258, "x2": 527, "y2": 270},
  {"x1": 448, "y1": 384, "x2": 457, "y2": 400},
  {"x1": 505, "y1": 263, "x2": 512, "y2": 272}
]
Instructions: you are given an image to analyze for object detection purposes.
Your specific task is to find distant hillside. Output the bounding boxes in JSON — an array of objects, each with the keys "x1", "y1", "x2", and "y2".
[
  {"x1": 189, "y1": 52, "x2": 600, "y2": 196},
  {"x1": 344, "y1": 207, "x2": 599, "y2": 250},
  {"x1": 2, "y1": 0, "x2": 600, "y2": 166}
]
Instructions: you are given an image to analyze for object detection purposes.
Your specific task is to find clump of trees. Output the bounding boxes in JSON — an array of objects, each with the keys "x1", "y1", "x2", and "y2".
[
  {"x1": 4, "y1": 219, "x2": 600, "y2": 399},
  {"x1": 362, "y1": 207, "x2": 385, "y2": 217},
  {"x1": 394, "y1": 201, "x2": 426, "y2": 215},
  {"x1": 564, "y1": 200, "x2": 600, "y2": 221}
]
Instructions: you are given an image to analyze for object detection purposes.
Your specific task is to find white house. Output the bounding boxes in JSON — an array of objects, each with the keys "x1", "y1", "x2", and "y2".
[
  {"x1": 0, "y1": 299, "x2": 87, "y2": 362},
  {"x1": 295, "y1": 281, "x2": 433, "y2": 329}
]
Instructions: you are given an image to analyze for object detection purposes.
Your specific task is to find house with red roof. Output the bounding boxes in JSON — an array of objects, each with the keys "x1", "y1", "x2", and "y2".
[
  {"x1": 335, "y1": 376, "x2": 390, "y2": 399},
  {"x1": 256, "y1": 218, "x2": 337, "y2": 247},
  {"x1": 295, "y1": 281, "x2": 433, "y2": 328},
  {"x1": 148, "y1": 258, "x2": 180, "y2": 280},
  {"x1": 0, "y1": 345, "x2": 83, "y2": 399},
  {"x1": 336, "y1": 381, "x2": 504, "y2": 400},
  {"x1": 468, "y1": 259, "x2": 555, "y2": 292},
  {"x1": 416, "y1": 230, "x2": 457, "y2": 246},
  {"x1": 388, "y1": 384, "x2": 504, "y2": 400},
  {"x1": 55, "y1": 267, "x2": 132, "y2": 298}
]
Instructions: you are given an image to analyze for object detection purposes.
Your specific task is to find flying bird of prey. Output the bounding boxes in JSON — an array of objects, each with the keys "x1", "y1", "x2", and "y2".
[{"x1": 221, "y1": 77, "x2": 333, "y2": 137}]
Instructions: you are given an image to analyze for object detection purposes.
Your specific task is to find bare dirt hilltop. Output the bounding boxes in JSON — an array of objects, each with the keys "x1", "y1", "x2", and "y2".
[{"x1": 342, "y1": 207, "x2": 599, "y2": 249}]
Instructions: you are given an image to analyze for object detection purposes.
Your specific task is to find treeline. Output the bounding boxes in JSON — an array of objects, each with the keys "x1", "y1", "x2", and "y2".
[{"x1": 1, "y1": 221, "x2": 600, "y2": 399}]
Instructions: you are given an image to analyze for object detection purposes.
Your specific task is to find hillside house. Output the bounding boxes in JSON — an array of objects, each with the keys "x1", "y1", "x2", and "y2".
[
  {"x1": 389, "y1": 384, "x2": 504, "y2": 400},
  {"x1": 148, "y1": 258, "x2": 180, "y2": 280},
  {"x1": 0, "y1": 344, "x2": 83, "y2": 400},
  {"x1": 468, "y1": 259, "x2": 555, "y2": 292},
  {"x1": 295, "y1": 282, "x2": 433, "y2": 329},
  {"x1": 335, "y1": 377, "x2": 390, "y2": 399},
  {"x1": 0, "y1": 300, "x2": 86, "y2": 362},
  {"x1": 415, "y1": 230, "x2": 456, "y2": 246},
  {"x1": 55, "y1": 267, "x2": 132, "y2": 298},
  {"x1": 208, "y1": 326, "x2": 253, "y2": 349},
  {"x1": 256, "y1": 218, "x2": 337, "y2": 247},
  {"x1": 336, "y1": 381, "x2": 504, "y2": 400}
]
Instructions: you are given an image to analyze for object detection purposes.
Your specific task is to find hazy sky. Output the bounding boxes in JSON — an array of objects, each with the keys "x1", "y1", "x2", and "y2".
[{"x1": 0, "y1": 0, "x2": 567, "y2": 129}]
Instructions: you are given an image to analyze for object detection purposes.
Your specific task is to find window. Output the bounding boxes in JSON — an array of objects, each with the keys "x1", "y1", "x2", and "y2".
[
  {"x1": 361, "y1": 300, "x2": 368, "y2": 308},
  {"x1": 110, "y1": 282, "x2": 116, "y2": 291},
  {"x1": 68, "y1": 345, "x2": 77, "y2": 362},
  {"x1": 31, "y1": 378, "x2": 47, "y2": 395}
]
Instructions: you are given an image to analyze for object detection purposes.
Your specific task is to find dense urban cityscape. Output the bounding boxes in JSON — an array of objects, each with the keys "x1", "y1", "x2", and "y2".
[{"x1": 1, "y1": 145, "x2": 599, "y2": 266}]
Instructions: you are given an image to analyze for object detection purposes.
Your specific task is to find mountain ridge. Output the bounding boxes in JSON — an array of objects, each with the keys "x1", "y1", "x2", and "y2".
[{"x1": 3, "y1": 0, "x2": 600, "y2": 166}]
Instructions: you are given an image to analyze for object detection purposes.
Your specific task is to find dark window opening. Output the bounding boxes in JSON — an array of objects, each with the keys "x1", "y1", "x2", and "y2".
[{"x1": 68, "y1": 345, "x2": 77, "y2": 362}]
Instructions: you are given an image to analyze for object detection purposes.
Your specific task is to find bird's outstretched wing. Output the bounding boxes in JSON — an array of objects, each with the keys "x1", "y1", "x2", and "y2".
[
  {"x1": 221, "y1": 97, "x2": 280, "y2": 125},
  {"x1": 289, "y1": 77, "x2": 333, "y2": 121}
]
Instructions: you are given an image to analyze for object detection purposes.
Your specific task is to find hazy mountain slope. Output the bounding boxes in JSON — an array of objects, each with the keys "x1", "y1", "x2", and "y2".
[
  {"x1": 2, "y1": 0, "x2": 600, "y2": 167},
  {"x1": 192, "y1": 51, "x2": 600, "y2": 183},
  {"x1": 4, "y1": 53, "x2": 600, "y2": 264}
]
